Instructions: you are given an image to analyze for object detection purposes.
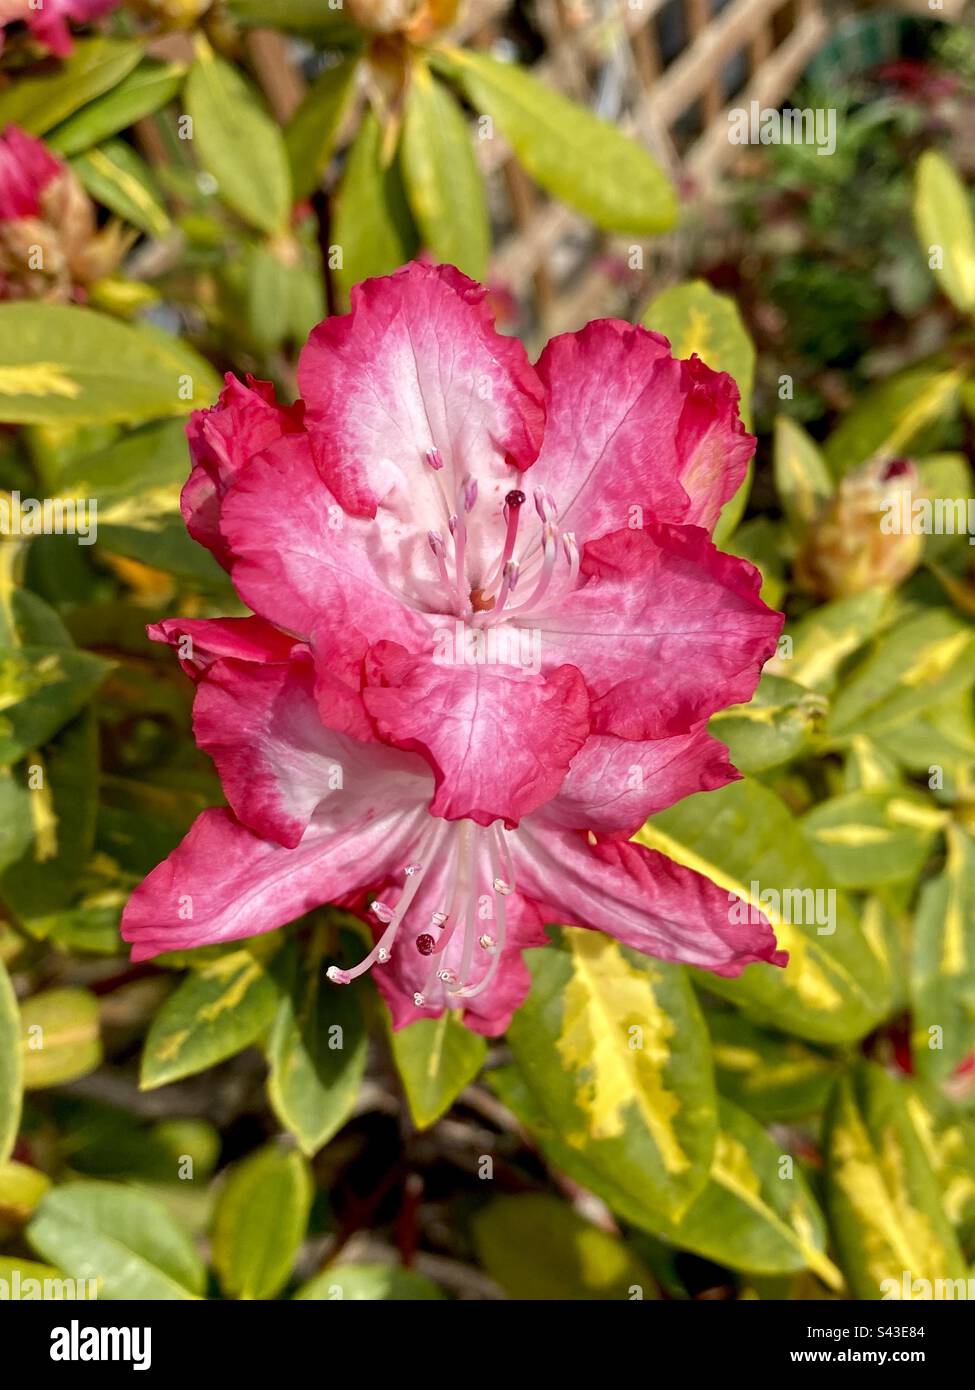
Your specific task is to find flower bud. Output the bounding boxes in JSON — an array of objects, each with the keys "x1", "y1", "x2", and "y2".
[
  {"x1": 0, "y1": 125, "x2": 130, "y2": 301},
  {"x1": 794, "y1": 455, "x2": 923, "y2": 599}
]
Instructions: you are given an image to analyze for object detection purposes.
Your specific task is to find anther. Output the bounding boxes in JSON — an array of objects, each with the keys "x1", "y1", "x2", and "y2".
[
  {"x1": 326, "y1": 966, "x2": 351, "y2": 984},
  {"x1": 371, "y1": 900, "x2": 395, "y2": 924}
]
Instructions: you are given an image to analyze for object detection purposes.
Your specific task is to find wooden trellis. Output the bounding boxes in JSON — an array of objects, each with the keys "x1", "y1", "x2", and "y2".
[{"x1": 173, "y1": 0, "x2": 933, "y2": 340}]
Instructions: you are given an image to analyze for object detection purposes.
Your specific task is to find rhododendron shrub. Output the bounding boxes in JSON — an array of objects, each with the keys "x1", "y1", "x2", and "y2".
[{"x1": 121, "y1": 262, "x2": 786, "y2": 1032}]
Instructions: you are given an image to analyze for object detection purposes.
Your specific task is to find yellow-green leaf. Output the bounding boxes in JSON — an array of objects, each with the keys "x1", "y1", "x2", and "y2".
[
  {"x1": 211, "y1": 1144, "x2": 312, "y2": 1300},
  {"x1": 0, "y1": 960, "x2": 22, "y2": 1163},
  {"x1": 914, "y1": 150, "x2": 975, "y2": 314},
  {"x1": 141, "y1": 942, "x2": 281, "y2": 1089},
  {"x1": 773, "y1": 415, "x2": 834, "y2": 531},
  {"x1": 433, "y1": 46, "x2": 675, "y2": 236},
  {"x1": 332, "y1": 108, "x2": 418, "y2": 308},
  {"x1": 474, "y1": 1194, "x2": 656, "y2": 1300},
  {"x1": 401, "y1": 62, "x2": 489, "y2": 281},
  {"x1": 185, "y1": 39, "x2": 291, "y2": 235},
  {"x1": 390, "y1": 1011, "x2": 486, "y2": 1130},
  {"x1": 20, "y1": 987, "x2": 102, "y2": 1090},
  {"x1": 507, "y1": 929, "x2": 717, "y2": 1219},
  {"x1": 285, "y1": 54, "x2": 361, "y2": 199},
  {"x1": 0, "y1": 305, "x2": 219, "y2": 426},
  {"x1": 640, "y1": 779, "x2": 891, "y2": 1043},
  {"x1": 825, "y1": 1063, "x2": 966, "y2": 1299}
]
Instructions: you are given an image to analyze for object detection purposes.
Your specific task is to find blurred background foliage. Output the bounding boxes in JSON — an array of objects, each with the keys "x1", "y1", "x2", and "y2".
[{"x1": 1, "y1": 0, "x2": 975, "y2": 1302}]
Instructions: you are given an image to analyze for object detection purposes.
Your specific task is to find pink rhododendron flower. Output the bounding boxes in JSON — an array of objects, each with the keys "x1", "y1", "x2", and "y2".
[
  {"x1": 0, "y1": 123, "x2": 62, "y2": 222},
  {"x1": 0, "y1": 124, "x2": 129, "y2": 299},
  {"x1": 0, "y1": 0, "x2": 120, "y2": 57},
  {"x1": 121, "y1": 261, "x2": 787, "y2": 1032}
]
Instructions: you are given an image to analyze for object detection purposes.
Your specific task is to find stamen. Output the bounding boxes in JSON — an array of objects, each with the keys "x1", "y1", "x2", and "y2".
[
  {"x1": 325, "y1": 824, "x2": 441, "y2": 985},
  {"x1": 502, "y1": 525, "x2": 557, "y2": 617},
  {"x1": 425, "y1": 447, "x2": 444, "y2": 471},
  {"x1": 454, "y1": 824, "x2": 513, "y2": 1001},
  {"x1": 481, "y1": 488, "x2": 526, "y2": 596},
  {"x1": 449, "y1": 513, "x2": 468, "y2": 606},
  {"x1": 427, "y1": 529, "x2": 452, "y2": 593}
]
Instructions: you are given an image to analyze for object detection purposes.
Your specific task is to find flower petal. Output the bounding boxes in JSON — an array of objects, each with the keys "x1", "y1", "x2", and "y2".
[
  {"x1": 297, "y1": 264, "x2": 545, "y2": 560},
  {"x1": 675, "y1": 354, "x2": 756, "y2": 531},
  {"x1": 219, "y1": 433, "x2": 436, "y2": 643},
  {"x1": 362, "y1": 642, "x2": 590, "y2": 827},
  {"x1": 192, "y1": 655, "x2": 431, "y2": 848},
  {"x1": 182, "y1": 374, "x2": 303, "y2": 568},
  {"x1": 514, "y1": 823, "x2": 787, "y2": 976},
  {"x1": 147, "y1": 615, "x2": 303, "y2": 680},
  {"x1": 533, "y1": 521, "x2": 783, "y2": 739},
  {"x1": 545, "y1": 729, "x2": 738, "y2": 839},
  {"x1": 528, "y1": 320, "x2": 689, "y2": 542},
  {"x1": 121, "y1": 803, "x2": 427, "y2": 962}
]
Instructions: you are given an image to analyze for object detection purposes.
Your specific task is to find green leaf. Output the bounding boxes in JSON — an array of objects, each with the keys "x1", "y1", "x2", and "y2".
[
  {"x1": 800, "y1": 789, "x2": 942, "y2": 890},
  {"x1": 474, "y1": 1194, "x2": 656, "y2": 1300},
  {"x1": 0, "y1": 304, "x2": 219, "y2": 425},
  {"x1": 708, "y1": 674, "x2": 827, "y2": 774},
  {"x1": 434, "y1": 47, "x2": 675, "y2": 235},
  {"x1": 229, "y1": 0, "x2": 360, "y2": 37},
  {"x1": 57, "y1": 417, "x2": 188, "y2": 516},
  {"x1": 639, "y1": 779, "x2": 891, "y2": 1043},
  {"x1": 72, "y1": 141, "x2": 171, "y2": 239},
  {"x1": 773, "y1": 415, "x2": 834, "y2": 532},
  {"x1": 777, "y1": 589, "x2": 889, "y2": 694},
  {"x1": 0, "y1": 647, "x2": 110, "y2": 766},
  {"x1": 390, "y1": 1011, "x2": 486, "y2": 1130},
  {"x1": 141, "y1": 941, "x2": 282, "y2": 1089},
  {"x1": 823, "y1": 357, "x2": 962, "y2": 477},
  {"x1": 2, "y1": 713, "x2": 100, "y2": 922},
  {"x1": 0, "y1": 1161, "x2": 51, "y2": 1226},
  {"x1": 401, "y1": 63, "x2": 489, "y2": 282},
  {"x1": 507, "y1": 928, "x2": 718, "y2": 1220},
  {"x1": 48, "y1": 61, "x2": 186, "y2": 158},
  {"x1": 706, "y1": 1010, "x2": 839, "y2": 1123},
  {"x1": 0, "y1": 770, "x2": 32, "y2": 875},
  {"x1": 285, "y1": 54, "x2": 361, "y2": 199},
  {"x1": 28, "y1": 1181, "x2": 205, "y2": 1300},
  {"x1": 904, "y1": 1082, "x2": 975, "y2": 1244},
  {"x1": 911, "y1": 824, "x2": 975, "y2": 1082},
  {"x1": 0, "y1": 959, "x2": 22, "y2": 1163},
  {"x1": 295, "y1": 1263, "x2": 444, "y2": 1300},
  {"x1": 332, "y1": 108, "x2": 418, "y2": 307},
  {"x1": 0, "y1": 38, "x2": 142, "y2": 135},
  {"x1": 266, "y1": 942, "x2": 367, "y2": 1155},
  {"x1": 20, "y1": 987, "x2": 102, "y2": 1089},
  {"x1": 493, "y1": 1070, "x2": 840, "y2": 1284},
  {"x1": 827, "y1": 608, "x2": 975, "y2": 741},
  {"x1": 824, "y1": 1062, "x2": 966, "y2": 1299},
  {"x1": 185, "y1": 41, "x2": 291, "y2": 235},
  {"x1": 0, "y1": 1255, "x2": 67, "y2": 1291},
  {"x1": 211, "y1": 1144, "x2": 313, "y2": 1300},
  {"x1": 913, "y1": 151, "x2": 975, "y2": 315}
]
